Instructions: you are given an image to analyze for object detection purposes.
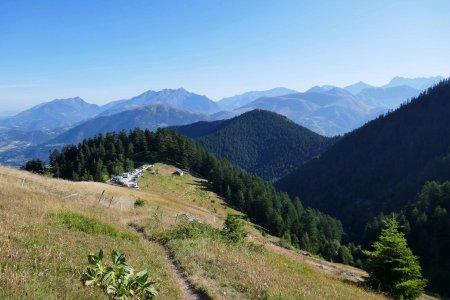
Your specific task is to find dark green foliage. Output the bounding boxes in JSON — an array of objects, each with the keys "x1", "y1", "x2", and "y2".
[
  {"x1": 362, "y1": 184, "x2": 450, "y2": 296},
  {"x1": 363, "y1": 216, "x2": 426, "y2": 299},
  {"x1": 402, "y1": 181, "x2": 450, "y2": 296},
  {"x1": 336, "y1": 246, "x2": 354, "y2": 265},
  {"x1": 222, "y1": 214, "x2": 247, "y2": 242},
  {"x1": 22, "y1": 158, "x2": 45, "y2": 174},
  {"x1": 82, "y1": 249, "x2": 158, "y2": 299},
  {"x1": 174, "y1": 110, "x2": 334, "y2": 181},
  {"x1": 276, "y1": 78, "x2": 450, "y2": 239},
  {"x1": 53, "y1": 210, "x2": 138, "y2": 242},
  {"x1": 43, "y1": 128, "x2": 344, "y2": 260},
  {"x1": 134, "y1": 198, "x2": 147, "y2": 207}
]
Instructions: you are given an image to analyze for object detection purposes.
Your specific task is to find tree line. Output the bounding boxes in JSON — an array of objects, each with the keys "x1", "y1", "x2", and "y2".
[{"x1": 42, "y1": 128, "x2": 347, "y2": 260}]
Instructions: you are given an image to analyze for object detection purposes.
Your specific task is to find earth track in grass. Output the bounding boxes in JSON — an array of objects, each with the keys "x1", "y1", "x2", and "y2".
[{"x1": 129, "y1": 223, "x2": 211, "y2": 300}]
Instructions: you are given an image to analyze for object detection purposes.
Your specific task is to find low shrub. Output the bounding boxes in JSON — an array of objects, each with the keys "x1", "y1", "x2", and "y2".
[
  {"x1": 134, "y1": 198, "x2": 147, "y2": 207},
  {"x1": 222, "y1": 214, "x2": 247, "y2": 242}
]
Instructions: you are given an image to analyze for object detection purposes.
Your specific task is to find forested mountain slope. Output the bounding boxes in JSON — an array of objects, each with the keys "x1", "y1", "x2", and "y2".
[
  {"x1": 174, "y1": 110, "x2": 334, "y2": 180},
  {"x1": 276, "y1": 79, "x2": 450, "y2": 239}
]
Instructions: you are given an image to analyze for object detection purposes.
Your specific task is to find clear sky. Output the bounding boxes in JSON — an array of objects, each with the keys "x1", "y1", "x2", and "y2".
[{"x1": 1, "y1": 0, "x2": 449, "y2": 111}]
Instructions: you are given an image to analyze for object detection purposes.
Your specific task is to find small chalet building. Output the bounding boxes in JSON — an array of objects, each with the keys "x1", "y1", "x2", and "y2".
[{"x1": 174, "y1": 169, "x2": 184, "y2": 176}]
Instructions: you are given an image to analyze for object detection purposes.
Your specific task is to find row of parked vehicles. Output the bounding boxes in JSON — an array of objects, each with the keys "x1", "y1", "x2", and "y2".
[{"x1": 110, "y1": 164, "x2": 154, "y2": 190}]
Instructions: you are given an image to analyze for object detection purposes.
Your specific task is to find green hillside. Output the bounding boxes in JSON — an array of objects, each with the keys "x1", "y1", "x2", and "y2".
[
  {"x1": 47, "y1": 127, "x2": 344, "y2": 261},
  {"x1": 0, "y1": 165, "x2": 388, "y2": 300},
  {"x1": 175, "y1": 109, "x2": 334, "y2": 181}
]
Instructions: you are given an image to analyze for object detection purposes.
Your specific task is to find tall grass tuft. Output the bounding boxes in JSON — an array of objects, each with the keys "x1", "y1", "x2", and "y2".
[{"x1": 53, "y1": 210, "x2": 138, "y2": 242}]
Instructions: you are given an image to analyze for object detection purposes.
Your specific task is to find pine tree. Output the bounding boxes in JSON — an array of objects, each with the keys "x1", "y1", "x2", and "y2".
[{"x1": 363, "y1": 215, "x2": 427, "y2": 299}]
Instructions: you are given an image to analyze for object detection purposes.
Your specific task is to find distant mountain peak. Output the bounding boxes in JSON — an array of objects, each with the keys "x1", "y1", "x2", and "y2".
[
  {"x1": 51, "y1": 96, "x2": 86, "y2": 104},
  {"x1": 305, "y1": 85, "x2": 336, "y2": 93},
  {"x1": 160, "y1": 87, "x2": 187, "y2": 93},
  {"x1": 384, "y1": 75, "x2": 444, "y2": 90},
  {"x1": 0, "y1": 96, "x2": 100, "y2": 131},
  {"x1": 344, "y1": 81, "x2": 374, "y2": 94},
  {"x1": 218, "y1": 87, "x2": 297, "y2": 110},
  {"x1": 99, "y1": 88, "x2": 219, "y2": 116}
]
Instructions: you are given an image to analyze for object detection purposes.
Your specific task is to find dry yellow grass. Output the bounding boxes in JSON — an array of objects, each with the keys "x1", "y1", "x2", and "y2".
[
  {"x1": 164, "y1": 238, "x2": 387, "y2": 300},
  {"x1": 0, "y1": 166, "x2": 181, "y2": 299},
  {"x1": 0, "y1": 165, "x2": 390, "y2": 299}
]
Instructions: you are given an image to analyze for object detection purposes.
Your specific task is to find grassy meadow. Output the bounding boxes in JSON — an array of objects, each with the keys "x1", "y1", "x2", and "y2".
[{"x1": 0, "y1": 164, "x2": 390, "y2": 299}]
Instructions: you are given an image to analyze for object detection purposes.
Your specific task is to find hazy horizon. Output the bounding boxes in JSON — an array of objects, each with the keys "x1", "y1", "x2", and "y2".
[{"x1": 1, "y1": 0, "x2": 450, "y2": 111}]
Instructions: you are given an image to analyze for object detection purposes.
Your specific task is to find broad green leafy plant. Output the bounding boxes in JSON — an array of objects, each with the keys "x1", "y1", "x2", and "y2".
[{"x1": 82, "y1": 249, "x2": 158, "y2": 300}]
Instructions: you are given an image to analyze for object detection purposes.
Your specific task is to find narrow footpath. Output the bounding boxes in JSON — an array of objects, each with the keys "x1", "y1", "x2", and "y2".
[{"x1": 129, "y1": 223, "x2": 211, "y2": 300}]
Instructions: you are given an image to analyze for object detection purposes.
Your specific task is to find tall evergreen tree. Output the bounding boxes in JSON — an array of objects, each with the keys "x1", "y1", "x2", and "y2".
[{"x1": 363, "y1": 216, "x2": 427, "y2": 299}]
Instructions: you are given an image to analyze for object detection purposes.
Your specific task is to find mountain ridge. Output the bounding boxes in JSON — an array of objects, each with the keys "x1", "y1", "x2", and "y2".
[
  {"x1": 217, "y1": 87, "x2": 297, "y2": 110},
  {"x1": 0, "y1": 97, "x2": 101, "y2": 131},
  {"x1": 100, "y1": 88, "x2": 220, "y2": 116},
  {"x1": 51, "y1": 104, "x2": 211, "y2": 145}
]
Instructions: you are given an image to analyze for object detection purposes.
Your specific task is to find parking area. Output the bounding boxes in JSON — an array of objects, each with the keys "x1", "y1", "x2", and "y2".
[{"x1": 110, "y1": 164, "x2": 154, "y2": 189}]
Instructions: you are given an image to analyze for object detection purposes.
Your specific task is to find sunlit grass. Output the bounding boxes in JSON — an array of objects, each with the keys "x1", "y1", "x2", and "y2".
[
  {"x1": 0, "y1": 164, "x2": 390, "y2": 300},
  {"x1": 0, "y1": 166, "x2": 181, "y2": 299}
]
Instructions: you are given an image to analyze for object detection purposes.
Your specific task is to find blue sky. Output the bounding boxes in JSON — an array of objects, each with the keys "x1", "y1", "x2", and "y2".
[{"x1": 1, "y1": 0, "x2": 450, "y2": 111}]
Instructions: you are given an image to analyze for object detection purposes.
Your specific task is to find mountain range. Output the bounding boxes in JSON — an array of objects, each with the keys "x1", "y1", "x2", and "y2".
[
  {"x1": 0, "y1": 76, "x2": 443, "y2": 166},
  {"x1": 234, "y1": 87, "x2": 384, "y2": 136}
]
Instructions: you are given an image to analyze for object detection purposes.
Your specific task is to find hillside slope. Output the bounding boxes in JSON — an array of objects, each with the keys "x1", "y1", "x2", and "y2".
[
  {"x1": 276, "y1": 78, "x2": 450, "y2": 240},
  {"x1": 0, "y1": 165, "x2": 388, "y2": 300},
  {"x1": 174, "y1": 110, "x2": 334, "y2": 180}
]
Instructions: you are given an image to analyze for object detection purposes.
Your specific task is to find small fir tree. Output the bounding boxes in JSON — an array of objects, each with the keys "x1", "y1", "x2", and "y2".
[
  {"x1": 363, "y1": 215, "x2": 427, "y2": 299},
  {"x1": 222, "y1": 214, "x2": 247, "y2": 242}
]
